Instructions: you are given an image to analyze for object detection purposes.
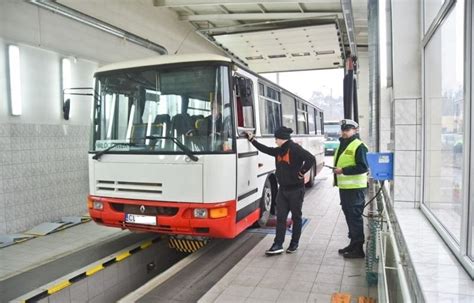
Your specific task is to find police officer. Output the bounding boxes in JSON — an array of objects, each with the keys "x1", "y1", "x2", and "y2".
[
  {"x1": 333, "y1": 119, "x2": 369, "y2": 259},
  {"x1": 246, "y1": 126, "x2": 315, "y2": 255}
]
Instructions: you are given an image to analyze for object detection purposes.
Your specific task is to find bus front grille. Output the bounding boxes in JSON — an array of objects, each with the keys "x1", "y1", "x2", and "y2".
[
  {"x1": 111, "y1": 203, "x2": 178, "y2": 216},
  {"x1": 96, "y1": 180, "x2": 163, "y2": 194}
]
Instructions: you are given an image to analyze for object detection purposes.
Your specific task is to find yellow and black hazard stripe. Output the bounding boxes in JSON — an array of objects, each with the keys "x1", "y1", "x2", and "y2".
[
  {"x1": 22, "y1": 237, "x2": 160, "y2": 303},
  {"x1": 168, "y1": 237, "x2": 208, "y2": 253}
]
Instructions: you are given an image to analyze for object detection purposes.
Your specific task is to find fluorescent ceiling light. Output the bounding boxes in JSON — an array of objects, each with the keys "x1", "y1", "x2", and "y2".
[
  {"x1": 316, "y1": 50, "x2": 335, "y2": 55},
  {"x1": 245, "y1": 55, "x2": 264, "y2": 60},
  {"x1": 291, "y1": 52, "x2": 311, "y2": 57},
  {"x1": 268, "y1": 54, "x2": 287, "y2": 59},
  {"x1": 8, "y1": 45, "x2": 22, "y2": 116},
  {"x1": 62, "y1": 58, "x2": 72, "y2": 90}
]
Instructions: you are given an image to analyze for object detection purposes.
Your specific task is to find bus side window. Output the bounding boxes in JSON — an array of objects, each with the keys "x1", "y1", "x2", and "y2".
[
  {"x1": 320, "y1": 111, "x2": 324, "y2": 134},
  {"x1": 234, "y1": 76, "x2": 255, "y2": 129}
]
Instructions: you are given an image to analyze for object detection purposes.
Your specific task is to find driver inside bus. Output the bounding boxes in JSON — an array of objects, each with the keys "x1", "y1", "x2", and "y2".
[
  {"x1": 206, "y1": 101, "x2": 223, "y2": 135},
  {"x1": 210, "y1": 102, "x2": 233, "y2": 151},
  {"x1": 194, "y1": 101, "x2": 232, "y2": 151}
]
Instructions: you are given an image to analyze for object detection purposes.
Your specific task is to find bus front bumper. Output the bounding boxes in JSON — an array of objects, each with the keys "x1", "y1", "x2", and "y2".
[{"x1": 87, "y1": 195, "x2": 258, "y2": 239}]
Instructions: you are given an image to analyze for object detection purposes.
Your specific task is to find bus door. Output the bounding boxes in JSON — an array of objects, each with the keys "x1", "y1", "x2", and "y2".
[{"x1": 234, "y1": 76, "x2": 259, "y2": 219}]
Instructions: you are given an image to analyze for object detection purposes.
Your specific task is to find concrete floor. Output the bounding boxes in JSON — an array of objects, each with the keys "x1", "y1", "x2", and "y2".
[{"x1": 199, "y1": 164, "x2": 376, "y2": 303}]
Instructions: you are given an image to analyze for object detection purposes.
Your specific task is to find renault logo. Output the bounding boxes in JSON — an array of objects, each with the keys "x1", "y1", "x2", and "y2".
[{"x1": 140, "y1": 205, "x2": 146, "y2": 213}]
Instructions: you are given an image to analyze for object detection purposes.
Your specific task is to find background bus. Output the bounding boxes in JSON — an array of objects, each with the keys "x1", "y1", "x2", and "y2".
[
  {"x1": 324, "y1": 120, "x2": 340, "y2": 155},
  {"x1": 87, "y1": 54, "x2": 325, "y2": 240}
]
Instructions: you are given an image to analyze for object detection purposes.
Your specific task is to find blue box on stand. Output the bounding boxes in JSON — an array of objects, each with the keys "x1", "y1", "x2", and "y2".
[{"x1": 366, "y1": 152, "x2": 394, "y2": 181}]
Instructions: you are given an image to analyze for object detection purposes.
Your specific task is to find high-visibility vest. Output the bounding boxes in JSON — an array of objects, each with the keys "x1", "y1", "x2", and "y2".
[{"x1": 334, "y1": 139, "x2": 368, "y2": 189}]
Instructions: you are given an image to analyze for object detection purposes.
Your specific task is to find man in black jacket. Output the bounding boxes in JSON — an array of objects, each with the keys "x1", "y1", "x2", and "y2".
[{"x1": 246, "y1": 126, "x2": 315, "y2": 255}]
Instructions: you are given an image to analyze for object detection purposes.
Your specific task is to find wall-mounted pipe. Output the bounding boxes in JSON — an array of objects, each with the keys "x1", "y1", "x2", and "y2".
[
  {"x1": 368, "y1": 0, "x2": 380, "y2": 151},
  {"x1": 340, "y1": 0, "x2": 358, "y2": 59},
  {"x1": 28, "y1": 0, "x2": 168, "y2": 55}
]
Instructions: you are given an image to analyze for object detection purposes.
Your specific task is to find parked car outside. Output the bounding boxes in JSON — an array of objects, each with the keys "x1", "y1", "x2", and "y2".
[{"x1": 324, "y1": 136, "x2": 340, "y2": 155}]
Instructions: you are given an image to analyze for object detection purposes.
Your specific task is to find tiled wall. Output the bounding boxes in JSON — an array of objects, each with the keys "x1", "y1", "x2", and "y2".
[
  {"x1": 390, "y1": 0, "x2": 422, "y2": 207},
  {"x1": 393, "y1": 98, "x2": 422, "y2": 206},
  {"x1": 0, "y1": 123, "x2": 90, "y2": 234}
]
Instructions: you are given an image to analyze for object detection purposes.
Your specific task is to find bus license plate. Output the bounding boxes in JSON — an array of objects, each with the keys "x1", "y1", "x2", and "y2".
[{"x1": 125, "y1": 214, "x2": 157, "y2": 226}]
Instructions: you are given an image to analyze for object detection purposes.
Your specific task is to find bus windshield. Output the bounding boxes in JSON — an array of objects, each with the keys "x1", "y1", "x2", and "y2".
[{"x1": 91, "y1": 64, "x2": 234, "y2": 154}]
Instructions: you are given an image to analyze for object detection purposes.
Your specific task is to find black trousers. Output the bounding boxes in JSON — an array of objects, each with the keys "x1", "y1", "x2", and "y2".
[
  {"x1": 274, "y1": 187, "x2": 305, "y2": 247},
  {"x1": 339, "y1": 188, "x2": 366, "y2": 244}
]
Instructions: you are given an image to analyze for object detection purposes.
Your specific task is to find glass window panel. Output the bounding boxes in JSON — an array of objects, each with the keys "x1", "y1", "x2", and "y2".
[
  {"x1": 281, "y1": 94, "x2": 296, "y2": 130},
  {"x1": 267, "y1": 101, "x2": 281, "y2": 134},
  {"x1": 424, "y1": 0, "x2": 446, "y2": 33},
  {"x1": 316, "y1": 110, "x2": 322, "y2": 135},
  {"x1": 259, "y1": 97, "x2": 281, "y2": 135},
  {"x1": 93, "y1": 65, "x2": 233, "y2": 153},
  {"x1": 258, "y1": 97, "x2": 269, "y2": 134},
  {"x1": 235, "y1": 77, "x2": 255, "y2": 129},
  {"x1": 308, "y1": 107, "x2": 315, "y2": 134},
  {"x1": 267, "y1": 87, "x2": 280, "y2": 101},
  {"x1": 424, "y1": 2, "x2": 464, "y2": 242},
  {"x1": 320, "y1": 112, "x2": 325, "y2": 134},
  {"x1": 296, "y1": 101, "x2": 308, "y2": 134}
]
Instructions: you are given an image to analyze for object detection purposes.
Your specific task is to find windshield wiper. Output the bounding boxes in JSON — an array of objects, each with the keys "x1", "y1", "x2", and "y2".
[
  {"x1": 145, "y1": 135, "x2": 199, "y2": 162},
  {"x1": 92, "y1": 143, "x2": 135, "y2": 160}
]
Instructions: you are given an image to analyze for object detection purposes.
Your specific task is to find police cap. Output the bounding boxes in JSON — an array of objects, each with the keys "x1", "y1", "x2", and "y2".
[{"x1": 340, "y1": 119, "x2": 359, "y2": 130}]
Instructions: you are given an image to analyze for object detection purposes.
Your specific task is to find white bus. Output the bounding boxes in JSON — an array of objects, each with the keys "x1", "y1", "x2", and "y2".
[{"x1": 87, "y1": 54, "x2": 325, "y2": 239}]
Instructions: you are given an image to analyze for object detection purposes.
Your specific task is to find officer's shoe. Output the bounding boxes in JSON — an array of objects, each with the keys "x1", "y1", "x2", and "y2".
[
  {"x1": 343, "y1": 245, "x2": 365, "y2": 259},
  {"x1": 338, "y1": 243, "x2": 354, "y2": 254},
  {"x1": 286, "y1": 243, "x2": 298, "y2": 254},
  {"x1": 265, "y1": 243, "x2": 284, "y2": 256}
]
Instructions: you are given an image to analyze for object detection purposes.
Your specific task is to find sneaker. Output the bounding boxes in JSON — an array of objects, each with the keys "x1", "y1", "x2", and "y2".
[
  {"x1": 265, "y1": 243, "x2": 284, "y2": 255},
  {"x1": 286, "y1": 244, "x2": 298, "y2": 253}
]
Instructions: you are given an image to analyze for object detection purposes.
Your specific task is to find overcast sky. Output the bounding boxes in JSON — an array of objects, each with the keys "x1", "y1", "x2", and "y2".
[{"x1": 260, "y1": 68, "x2": 344, "y2": 100}]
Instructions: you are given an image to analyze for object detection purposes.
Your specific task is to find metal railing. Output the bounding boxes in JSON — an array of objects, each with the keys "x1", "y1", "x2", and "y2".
[{"x1": 365, "y1": 180, "x2": 424, "y2": 302}]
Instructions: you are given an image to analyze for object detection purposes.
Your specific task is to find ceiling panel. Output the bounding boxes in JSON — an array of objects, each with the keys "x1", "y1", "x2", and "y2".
[
  {"x1": 214, "y1": 24, "x2": 343, "y2": 72},
  {"x1": 155, "y1": 0, "x2": 368, "y2": 72}
]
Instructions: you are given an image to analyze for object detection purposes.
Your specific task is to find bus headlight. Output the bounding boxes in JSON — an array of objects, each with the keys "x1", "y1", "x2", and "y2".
[
  {"x1": 210, "y1": 207, "x2": 228, "y2": 218},
  {"x1": 193, "y1": 208, "x2": 208, "y2": 218},
  {"x1": 93, "y1": 201, "x2": 104, "y2": 210}
]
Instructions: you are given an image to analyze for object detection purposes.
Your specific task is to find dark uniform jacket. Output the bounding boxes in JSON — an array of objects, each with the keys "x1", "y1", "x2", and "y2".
[{"x1": 251, "y1": 140, "x2": 315, "y2": 190}]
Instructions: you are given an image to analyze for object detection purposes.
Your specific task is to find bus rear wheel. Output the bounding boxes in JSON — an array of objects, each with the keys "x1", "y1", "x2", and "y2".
[
  {"x1": 305, "y1": 165, "x2": 316, "y2": 188},
  {"x1": 255, "y1": 178, "x2": 273, "y2": 227}
]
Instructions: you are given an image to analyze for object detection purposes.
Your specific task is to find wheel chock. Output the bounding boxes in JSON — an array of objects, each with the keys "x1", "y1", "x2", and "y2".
[{"x1": 331, "y1": 293, "x2": 351, "y2": 303}]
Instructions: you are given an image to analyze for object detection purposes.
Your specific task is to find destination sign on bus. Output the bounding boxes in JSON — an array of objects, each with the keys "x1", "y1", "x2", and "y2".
[{"x1": 95, "y1": 140, "x2": 131, "y2": 151}]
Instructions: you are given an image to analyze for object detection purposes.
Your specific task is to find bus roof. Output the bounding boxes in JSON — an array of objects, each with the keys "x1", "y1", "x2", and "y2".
[{"x1": 96, "y1": 54, "x2": 232, "y2": 73}]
